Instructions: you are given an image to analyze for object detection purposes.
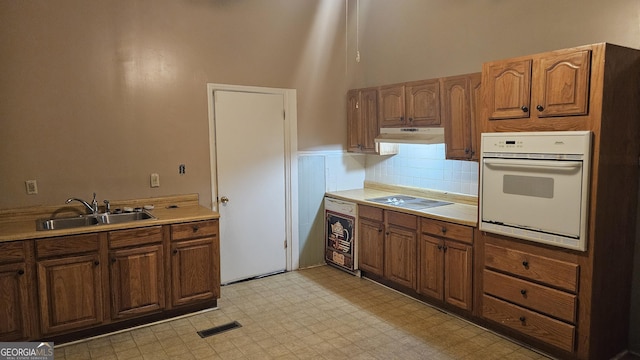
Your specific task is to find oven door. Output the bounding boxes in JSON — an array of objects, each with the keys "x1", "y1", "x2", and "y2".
[{"x1": 480, "y1": 157, "x2": 587, "y2": 250}]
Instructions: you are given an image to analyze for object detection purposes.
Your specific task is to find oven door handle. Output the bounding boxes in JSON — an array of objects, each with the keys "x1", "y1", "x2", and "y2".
[{"x1": 483, "y1": 158, "x2": 582, "y2": 171}]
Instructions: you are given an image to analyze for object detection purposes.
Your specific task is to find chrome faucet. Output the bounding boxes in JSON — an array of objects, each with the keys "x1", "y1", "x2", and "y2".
[{"x1": 66, "y1": 192, "x2": 99, "y2": 215}]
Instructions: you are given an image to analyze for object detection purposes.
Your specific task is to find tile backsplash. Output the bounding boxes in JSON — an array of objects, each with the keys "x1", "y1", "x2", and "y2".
[{"x1": 365, "y1": 143, "x2": 479, "y2": 196}]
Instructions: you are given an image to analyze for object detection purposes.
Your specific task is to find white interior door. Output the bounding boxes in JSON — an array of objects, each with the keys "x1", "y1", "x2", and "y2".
[{"x1": 214, "y1": 90, "x2": 287, "y2": 284}]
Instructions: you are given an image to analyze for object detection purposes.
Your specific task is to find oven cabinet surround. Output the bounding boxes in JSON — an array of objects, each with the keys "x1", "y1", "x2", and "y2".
[
  {"x1": 441, "y1": 72, "x2": 482, "y2": 161},
  {"x1": 0, "y1": 219, "x2": 219, "y2": 343},
  {"x1": 418, "y1": 219, "x2": 474, "y2": 311},
  {"x1": 478, "y1": 43, "x2": 640, "y2": 359}
]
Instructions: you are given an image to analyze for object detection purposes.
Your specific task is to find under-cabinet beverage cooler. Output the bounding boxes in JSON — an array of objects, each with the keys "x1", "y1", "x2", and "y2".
[{"x1": 324, "y1": 197, "x2": 358, "y2": 275}]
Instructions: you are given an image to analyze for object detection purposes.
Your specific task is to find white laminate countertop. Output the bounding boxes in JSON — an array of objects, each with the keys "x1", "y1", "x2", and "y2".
[{"x1": 325, "y1": 186, "x2": 478, "y2": 227}]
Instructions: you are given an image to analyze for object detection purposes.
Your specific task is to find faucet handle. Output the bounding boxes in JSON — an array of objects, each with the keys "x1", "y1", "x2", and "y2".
[{"x1": 103, "y1": 200, "x2": 111, "y2": 214}]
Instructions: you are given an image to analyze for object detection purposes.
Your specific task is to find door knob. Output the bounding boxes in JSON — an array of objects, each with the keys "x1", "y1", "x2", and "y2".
[{"x1": 220, "y1": 196, "x2": 229, "y2": 204}]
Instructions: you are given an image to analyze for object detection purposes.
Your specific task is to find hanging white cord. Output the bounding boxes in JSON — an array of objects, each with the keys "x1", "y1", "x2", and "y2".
[{"x1": 355, "y1": 0, "x2": 360, "y2": 62}]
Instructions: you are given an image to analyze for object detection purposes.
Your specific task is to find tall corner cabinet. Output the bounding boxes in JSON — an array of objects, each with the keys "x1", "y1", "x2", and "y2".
[{"x1": 477, "y1": 42, "x2": 640, "y2": 360}]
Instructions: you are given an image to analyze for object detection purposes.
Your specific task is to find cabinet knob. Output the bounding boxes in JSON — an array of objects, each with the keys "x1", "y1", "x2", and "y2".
[
  {"x1": 400, "y1": 116, "x2": 404, "y2": 122},
  {"x1": 521, "y1": 105, "x2": 529, "y2": 113},
  {"x1": 408, "y1": 117, "x2": 414, "y2": 123},
  {"x1": 441, "y1": 227, "x2": 447, "y2": 234},
  {"x1": 464, "y1": 148, "x2": 470, "y2": 154},
  {"x1": 522, "y1": 260, "x2": 529, "y2": 268},
  {"x1": 437, "y1": 245, "x2": 443, "y2": 250},
  {"x1": 385, "y1": 232, "x2": 390, "y2": 236},
  {"x1": 443, "y1": 245, "x2": 448, "y2": 252},
  {"x1": 17, "y1": 269, "x2": 25, "y2": 275},
  {"x1": 519, "y1": 316, "x2": 526, "y2": 323},
  {"x1": 192, "y1": 226, "x2": 199, "y2": 233},
  {"x1": 536, "y1": 105, "x2": 544, "y2": 112},
  {"x1": 111, "y1": 258, "x2": 117, "y2": 263},
  {"x1": 94, "y1": 261, "x2": 100, "y2": 266},
  {"x1": 520, "y1": 289, "x2": 527, "y2": 295},
  {"x1": 378, "y1": 228, "x2": 383, "y2": 233},
  {"x1": 173, "y1": 249, "x2": 178, "y2": 255}
]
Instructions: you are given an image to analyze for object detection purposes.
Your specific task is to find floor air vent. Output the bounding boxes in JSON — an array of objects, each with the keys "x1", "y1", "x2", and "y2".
[{"x1": 197, "y1": 321, "x2": 242, "y2": 338}]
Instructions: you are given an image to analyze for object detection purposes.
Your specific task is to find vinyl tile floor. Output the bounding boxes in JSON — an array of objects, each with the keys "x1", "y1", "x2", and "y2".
[{"x1": 54, "y1": 265, "x2": 555, "y2": 360}]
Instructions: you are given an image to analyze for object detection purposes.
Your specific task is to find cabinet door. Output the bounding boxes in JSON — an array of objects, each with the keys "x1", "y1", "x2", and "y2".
[
  {"x1": 384, "y1": 224, "x2": 416, "y2": 289},
  {"x1": 379, "y1": 84, "x2": 405, "y2": 127},
  {"x1": 360, "y1": 88, "x2": 379, "y2": 153},
  {"x1": 37, "y1": 254, "x2": 103, "y2": 335},
  {"x1": 442, "y1": 75, "x2": 472, "y2": 159},
  {"x1": 532, "y1": 49, "x2": 591, "y2": 117},
  {"x1": 406, "y1": 80, "x2": 440, "y2": 126},
  {"x1": 417, "y1": 235, "x2": 443, "y2": 300},
  {"x1": 110, "y1": 245, "x2": 164, "y2": 319},
  {"x1": 347, "y1": 90, "x2": 361, "y2": 152},
  {"x1": 171, "y1": 238, "x2": 219, "y2": 307},
  {"x1": 358, "y1": 218, "x2": 385, "y2": 276},
  {"x1": 0, "y1": 263, "x2": 30, "y2": 341},
  {"x1": 444, "y1": 240, "x2": 473, "y2": 311},
  {"x1": 469, "y1": 73, "x2": 482, "y2": 161},
  {"x1": 486, "y1": 59, "x2": 532, "y2": 120}
]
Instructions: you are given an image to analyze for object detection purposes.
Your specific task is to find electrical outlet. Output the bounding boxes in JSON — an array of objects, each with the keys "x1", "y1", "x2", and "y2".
[
  {"x1": 150, "y1": 173, "x2": 160, "y2": 188},
  {"x1": 179, "y1": 164, "x2": 186, "y2": 175},
  {"x1": 25, "y1": 180, "x2": 38, "y2": 195}
]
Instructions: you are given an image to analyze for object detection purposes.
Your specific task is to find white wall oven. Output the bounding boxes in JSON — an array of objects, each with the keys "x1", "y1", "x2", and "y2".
[
  {"x1": 324, "y1": 197, "x2": 358, "y2": 274},
  {"x1": 480, "y1": 131, "x2": 592, "y2": 251}
]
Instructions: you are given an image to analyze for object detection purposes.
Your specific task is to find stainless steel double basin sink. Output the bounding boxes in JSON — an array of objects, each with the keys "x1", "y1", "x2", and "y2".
[{"x1": 36, "y1": 210, "x2": 155, "y2": 231}]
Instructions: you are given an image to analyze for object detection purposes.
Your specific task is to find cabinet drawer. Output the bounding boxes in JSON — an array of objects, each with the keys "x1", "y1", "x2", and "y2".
[
  {"x1": 421, "y1": 219, "x2": 473, "y2": 244},
  {"x1": 109, "y1": 226, "x2": 163, "y2": 249},
  {"x1": 0, "y1": 241, "x2": 26, "y2": 264},
  {"x1": 484, "y1": 269, "x2": 576, "y2": 323},
  {"x1": 483, "y1": 295, "x2": 575, "y2": 352},
  {"x1": 386, "y1": 211, "x2": 417, "y2": 230},
  {"x1": 171, "y1": 220, "x2": 218, "y2": 241},
  {"x1": 359, "y1": 205, "x2": 383, "y2": 222},
  {"x1": 36, "y1": 233, "x2": 99, "y2": 259},
  {"x1": 484, "y1": 244, "x2": 578, "y2": 292}
]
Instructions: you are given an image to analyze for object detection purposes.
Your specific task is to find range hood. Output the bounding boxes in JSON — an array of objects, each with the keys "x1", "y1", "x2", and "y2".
[{"x1": 374, "y1": 127, "x2": 445, "y2": 144}]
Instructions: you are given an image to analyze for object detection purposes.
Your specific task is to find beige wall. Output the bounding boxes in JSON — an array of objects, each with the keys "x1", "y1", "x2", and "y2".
[{"x1": 0, "y1": 0, "x2": 348, "y2": 209}]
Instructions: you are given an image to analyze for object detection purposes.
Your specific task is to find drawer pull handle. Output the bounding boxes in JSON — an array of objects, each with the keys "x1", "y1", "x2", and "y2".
[
  {"x1": 17, "y1": 269, "x2": 25, "y2": 275},
  {"x1": 519, "y1": 316, "x2": 526, "y2": 323},
  {"x1": 192, "y1": 226, "x2": 199, "y2": 232},
  {"x1": 522, "y1": 260, "x2": 529, "y2": 268},
  {"x1": 441, "y1": 227, "x2": 447, "y2": 234},
  {"x1": 520, "y1": 289, "x2": 527, "y2": 295}
]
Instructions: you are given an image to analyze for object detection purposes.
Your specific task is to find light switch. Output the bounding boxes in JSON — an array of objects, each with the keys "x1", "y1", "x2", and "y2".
[
  {"x1": 150, "y1": 173, "x2": 160, "y2": 188},
  {"x1": 25, "y1": 180, "x2": 38, "y2": 195}
]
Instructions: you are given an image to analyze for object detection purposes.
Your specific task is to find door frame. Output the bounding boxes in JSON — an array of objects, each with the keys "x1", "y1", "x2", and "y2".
[{"x1": 206, "y1": 83, "x2": 299, "y2": 272}]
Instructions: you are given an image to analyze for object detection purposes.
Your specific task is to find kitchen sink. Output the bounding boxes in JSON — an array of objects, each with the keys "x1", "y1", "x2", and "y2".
[
  {"x1": 366, "y1": 195, "x2": 452, "y2": 210},
  {"x1": 36, "y1": 210, "x2": 156, "y2": 231}
]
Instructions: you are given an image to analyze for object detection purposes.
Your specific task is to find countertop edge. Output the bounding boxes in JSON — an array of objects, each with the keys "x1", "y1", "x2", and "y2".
[{"x1": 325, "y1": 188, "x2": 478, "y2": 227}]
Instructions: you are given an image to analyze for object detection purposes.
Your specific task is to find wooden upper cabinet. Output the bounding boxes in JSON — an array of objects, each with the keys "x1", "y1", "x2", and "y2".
[
  {"x1": 442, "y1": 72, "x2": 481, "y2": 161},
  {"x1": 486, "y1": 59, "x2": 532, "y2": 120},
  {"x1": 347, "y1": 89, "x2": 362, "y2": 152},
  {"x1": 347, "y1": 88, "x2": 381, "y2": 154},
  {"x1": 486, "y1": 48, "x2": 591, "y2": 121},
  {"x1": 406, "y1": 79, "x2": 441, "y2": 126},
  {"x1": 532, "y1": 49, "x2": 591, "y2": 117},
  {"x1": 442, "y1": 75, "x2": 472, "y2": 159},
  {"x1": 379, "y1": 84, "x2": 406, "y2": 127}
]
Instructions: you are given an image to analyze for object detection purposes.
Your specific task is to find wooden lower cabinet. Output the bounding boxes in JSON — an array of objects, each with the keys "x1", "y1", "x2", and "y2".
[
  {"x1": 171, "y1": 238, "x2": 218, "y2": 306},
  {"x1": 384, "y1": 220, "x2": 417, "y2": 289},
  {"x1": 0, "y1": 262, "x2": 30, "y2": 341},
  {"x1": 109, "y1": 244, "x2": 165, "y2": 319},
  {"x1": 170, "y1": 220, "x2": 220, "y2": 307},
  {"x1": 37, "y1": 253, "x2": 103, "y2": 335},
  {"x1": 358, "y1": 218, "x2": 385, "y2": 276},
  {"x1": 108, "y1": 226, "x2": 165, "y2": 319},
  {"x1": 418, "y1": 234, "x2": 473, "y2": 311}
]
